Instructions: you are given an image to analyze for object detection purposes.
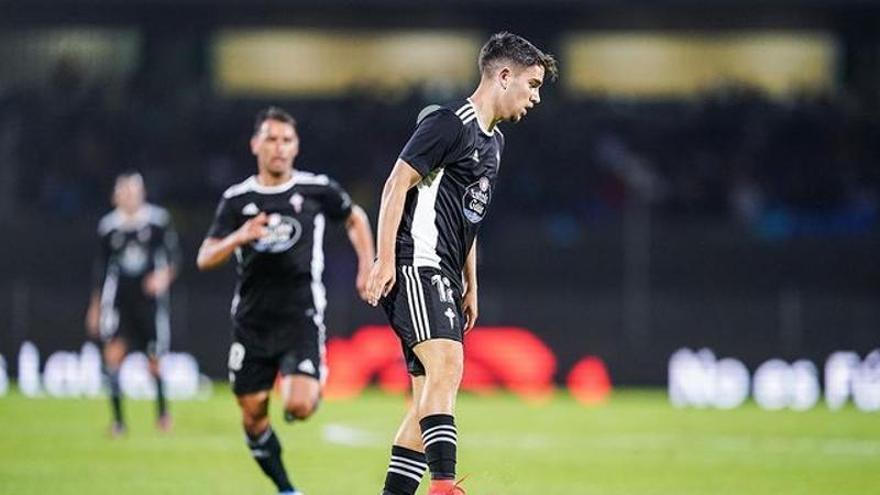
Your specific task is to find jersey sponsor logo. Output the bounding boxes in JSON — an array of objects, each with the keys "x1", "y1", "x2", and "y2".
[
  {"x1": 297, "y1": 359, "x2": 316, "y2": 375},
  {"x1": 461, "y1": 176, "x2": 492, "y2": 224},
  {"x1": 252, "y1": 213, "x2": 302, "y2": 253},
  {"x1": 242, "y1": 203, "x2": 259, "y2": 216},
  {"x1": 120, "y1": 242, "x2": 149, "y2": 275}
]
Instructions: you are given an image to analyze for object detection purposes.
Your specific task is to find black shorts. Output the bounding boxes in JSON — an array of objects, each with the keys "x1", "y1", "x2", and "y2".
[
  {"x1": 227, "y1": 312, "x2": 326, "y2": 396},
  {"x1": 100, "y1": 294, "x2": 170, "y2": 356},
  {"x1": 381, "y1": 265, "x2": 464, "y2": 376}
]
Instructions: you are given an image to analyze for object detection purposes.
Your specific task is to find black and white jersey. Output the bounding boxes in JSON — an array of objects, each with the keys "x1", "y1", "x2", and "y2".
[
  {"x1": 94, "y1": 204, "x2": 180, "y2": 305},
  {"x1": 206, "y1": 171, "x2": 353, "y2": 330},
  {"x1": 396, "y1": 99, "x2": 505, "y2": 286}
]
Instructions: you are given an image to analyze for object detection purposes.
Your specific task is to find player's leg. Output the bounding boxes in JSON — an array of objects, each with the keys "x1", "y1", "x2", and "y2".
[
  {"x1": 229, "y1": 338, "x2": 300, "y2": 495},
  {"x1": 278, "y1": 318, "x2": 324, "y2": 422},
  {"x1": 381, "y1": 265, "x2": 464, "y2": 493},
  {"x1": 237, "y1": 391, "x2": 297, "y2": 494},
  {"x1": 103, "y1": 336, "x2": 127, "y2": 436},
  {"x1": 382, "y1": 374, "x2": 428, "y2": 495},
  {"x1": 412, "y1": 339, "x2": 463, "y2": 487},
  {"x1": 98, "y1": 302, "x2": 126, "y2": 435},
  {"x1": 406, "y1": 267, "x2": 465, "y2": 493},
  {"x1": 145, "y1": 295, "x2": 171, "y2": 430},
  {"x1": 280, "y1": 374, "x2": 320, "y2": 420}
]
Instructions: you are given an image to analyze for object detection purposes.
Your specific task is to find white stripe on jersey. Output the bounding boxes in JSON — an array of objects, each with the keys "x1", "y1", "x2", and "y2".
[
  {"x1": 411, "y1": 168, "x2": 445, "y2": 269},
  {"x1": 457, "y1": 107, "x2": 475, "y2": 122},
  {"x1": 454, "y1": 102, "x2": 472, "y2": 117},
  {"x1": 99, "y1": 268, "x2": 120, "y2": 338},
  {"x1": 223, "y1": 171, "x2": 330, "y2": 199},
  {"x1": 310, "y1": 214, "x2": 328, "y2": 384}
]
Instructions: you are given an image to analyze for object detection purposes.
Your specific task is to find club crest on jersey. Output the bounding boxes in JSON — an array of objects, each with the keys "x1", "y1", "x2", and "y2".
[
  {"x1": 462, "y1": 176, "x2": 492, "y2": 223},
  {"x1": 289, "y1": 193, "x2": 304, "y2": 213},
  {"x1": 252, "y1": 213, "x2": 302, "y2": 253}
]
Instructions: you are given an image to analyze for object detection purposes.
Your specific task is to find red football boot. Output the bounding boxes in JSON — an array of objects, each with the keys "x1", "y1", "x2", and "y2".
[{"x1": 427, "y1": 477, "x2": 467, "y2": 495}]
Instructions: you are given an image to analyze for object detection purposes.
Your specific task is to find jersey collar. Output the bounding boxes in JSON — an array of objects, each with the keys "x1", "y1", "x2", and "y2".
[
  {"x1": 466, "y1": 98, "x2": 495, "y2": 137},
  {"x1": 249, "y1": 174, "x2": 297, "y2": 194}
]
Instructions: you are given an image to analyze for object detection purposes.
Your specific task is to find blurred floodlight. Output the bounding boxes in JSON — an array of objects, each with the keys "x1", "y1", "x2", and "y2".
[
  {"x1": 564, "y1": 31, "x2": 836, "y2": 97},
  {"x1": 214, "y1": 29, "x2": 480, "y2": 97}
]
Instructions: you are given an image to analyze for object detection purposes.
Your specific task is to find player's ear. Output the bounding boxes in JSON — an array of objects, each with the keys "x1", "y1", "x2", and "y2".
[
  {"x1": 497, "y1": 66, "x2": 513, "y2": 91},
  {"x1": 250, "y1": 135, "x2": 260, "y2": 155}
]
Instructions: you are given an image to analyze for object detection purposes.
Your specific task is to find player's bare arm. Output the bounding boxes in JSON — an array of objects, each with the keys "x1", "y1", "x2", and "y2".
[
  {"x1": 196, "y1": 212, "x2": 268, "y2": 271},
  {"x1": 143, "y1": 266, "x2": 177, "y2": 297},
  {"x1": 462, "y1": 239, "x2": 478, "y2": 333},
  {"x1": 345, "y1": 204, "x2": 376, "y2": 302},
  {"x1": 85, "y1": 290, "x2": 101, "y2": 337},
  {"x1": 365, "y1": 159, "x2": 422, "y2": 306}
]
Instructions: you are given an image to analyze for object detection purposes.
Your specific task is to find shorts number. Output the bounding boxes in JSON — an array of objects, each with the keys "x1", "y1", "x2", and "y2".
[{"x1": 228, "y1": 343, "x2": 245, "y2": 371}]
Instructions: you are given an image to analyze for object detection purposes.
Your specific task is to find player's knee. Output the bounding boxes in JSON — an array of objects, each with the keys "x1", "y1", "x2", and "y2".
[
  {"x1": 284, "y1": 397, "x2": 315, "y2": 420},
  {"x1": 241, "y1": 409, "x2": 269, "y2": 435},
  {"x1": 426, "y1": 352, "x2": 463, "y2": 383}
]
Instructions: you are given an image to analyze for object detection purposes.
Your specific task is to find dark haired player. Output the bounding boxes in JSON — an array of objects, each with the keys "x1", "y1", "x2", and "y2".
[
  {"x1": 86, "y1": 171, "x2": 180, "y2": 436},
  {"x1": 197, "y1": 107, "x2": 374, "y2": 495},
  {"x1": 366, "y1": 32, "x2": 558, "y2": 495}
]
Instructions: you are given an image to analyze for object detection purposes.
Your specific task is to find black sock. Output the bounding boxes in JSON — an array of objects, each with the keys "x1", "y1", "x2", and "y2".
[
  {"x1": 420, "y1": 414, "x2": 457, "y2": 480},
  {"x1": 155, "y1": 376, "x2": 167, "y2": 417},
  {"x1": 246, "y1": 426, "x2": 294, "y2": 492},
  {"x1": 107, "y1": 369, "x2": 124, "y2": 426},
  {"x1": 382, "y1": 445, "x2": 427, "y2": 495}
]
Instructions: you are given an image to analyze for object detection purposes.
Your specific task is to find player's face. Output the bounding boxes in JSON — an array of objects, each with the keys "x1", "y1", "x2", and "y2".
[
  {"x1": 251, "y1": 119, "x2": 299, "y2": 177},
  {"x1": 500, "y1": 64, "x2": 545, "y2": 123},
  {"x1": 113, "y1": 176, "x2": 145, "y2": 214}
]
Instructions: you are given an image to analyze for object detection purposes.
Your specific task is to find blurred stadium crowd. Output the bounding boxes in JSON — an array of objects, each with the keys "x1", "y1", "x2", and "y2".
[{"x1": 3, "y1": 60, "x2": 877, "y2": 240}]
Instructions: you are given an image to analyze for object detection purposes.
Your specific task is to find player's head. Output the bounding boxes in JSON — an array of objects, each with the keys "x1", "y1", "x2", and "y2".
[
  {"x1": 251, "y1": 106, "x2": 300, "y2": 177},
  {"x1": 478, "y1": 32, "x2": 558, "y2": 123},
  {"x1": 112, "y1": 170, "x2": 145, "y2": 214}
]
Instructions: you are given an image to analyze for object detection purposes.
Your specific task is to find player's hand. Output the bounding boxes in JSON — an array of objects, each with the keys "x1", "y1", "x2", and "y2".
[
  {"x1": 462, "y1": 288, "x2": 478, "y2": 334},
  {"x1": 355, "y1": 263, "x2": 372, "y2": 303},
  {"x1": 235, "y1": 212, "x2": 269, "y2": 245},
  {"x1": 85, "y1": 303, "x2": 100, "y2": 338},
  {"x1": 143, "y1": 267, "x2": 173, "y2": 296},
  {"x1": 365, "y1": 258, "x2": 395, "y2": 307}
]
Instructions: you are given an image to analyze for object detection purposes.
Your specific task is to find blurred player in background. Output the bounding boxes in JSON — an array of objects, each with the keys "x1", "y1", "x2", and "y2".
[
  {"x1": 197, "y1": 107, "x2": 375, "y2": 495},
  {"x1": 366, "y1": 32, "x2": 557, "y2": 495},
  {"x1": 86, "y1": 171, "x2": 180, "y2": 436}
]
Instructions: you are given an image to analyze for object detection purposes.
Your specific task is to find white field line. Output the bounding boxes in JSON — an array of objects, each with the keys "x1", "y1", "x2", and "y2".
[{"x1": 322, "y1": 424, "x2": 880, "y2": 457}]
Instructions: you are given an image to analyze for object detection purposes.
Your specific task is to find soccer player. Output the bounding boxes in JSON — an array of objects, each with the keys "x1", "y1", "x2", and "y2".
[
  {"x1": 365, "y1": 32, "x2": 557, "y2": 495},
  {"x1": 86, "y1": 171, "x2": 180, "y2": 436},
  {"x1": 197, "y1": 107, "x2": 375, "y2": 495}
]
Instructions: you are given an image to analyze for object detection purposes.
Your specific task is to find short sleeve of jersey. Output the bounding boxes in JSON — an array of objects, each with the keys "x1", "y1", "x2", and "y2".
[
  {"x1": 399, "y1": 108, "x2": 463, "y2": 177},
  {"x1": 320, "y1": 179, "x2": 353, "y2": 222},
  {"x1": 206, "y1": 197, "x2": 238, "y2": 239}
]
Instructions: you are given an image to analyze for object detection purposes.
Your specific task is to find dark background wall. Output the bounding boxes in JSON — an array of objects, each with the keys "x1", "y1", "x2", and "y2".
[{"x1": 1, "y1": 0, "x2": 878, "y2": 384}]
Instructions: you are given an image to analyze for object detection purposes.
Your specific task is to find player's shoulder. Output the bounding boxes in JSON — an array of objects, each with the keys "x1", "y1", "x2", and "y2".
[
  {"x1": 293, "y1": 170, "x2": 332, "y2": 187},
  {"x1": 97, "y1": 210, "x2": 122, "y2": 236},
  {"x1": 415, "y1": 99, "x2": 472, "y2": 127},
  {"x1": 222, "y1": 176, "x2": 257, "y2": 200},
  {"x1": 145, "y1": 203, "x2": 171, "y2": 227}
]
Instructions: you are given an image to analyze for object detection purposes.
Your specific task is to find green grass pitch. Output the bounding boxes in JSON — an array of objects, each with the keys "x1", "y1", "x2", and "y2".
[{"x1": 1, "y1": 386, "x2": 878, "y2": 494}]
